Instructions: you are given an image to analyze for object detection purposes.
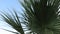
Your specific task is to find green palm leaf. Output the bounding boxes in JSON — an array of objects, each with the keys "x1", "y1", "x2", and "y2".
[
  {"x1": 0, "y1": 28, "x2": 18, "y2": 34},
  {"x1": 20, "y1": 0, "x2": 60, "y2": 34},
  {"x1": 0, "y1": 10, "x2": 24, "y2": 34}
]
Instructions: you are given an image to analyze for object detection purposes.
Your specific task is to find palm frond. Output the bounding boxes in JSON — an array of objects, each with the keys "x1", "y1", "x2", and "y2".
[
  {"x1": 0, "y1": 10, "x2": 24, "y2": 34},
  {"x1": 19, "y1": 0, "x2": 60, "y2": 34},
  {"x1": 0, "y1": 28, "x2": 18, "y2": 34}
]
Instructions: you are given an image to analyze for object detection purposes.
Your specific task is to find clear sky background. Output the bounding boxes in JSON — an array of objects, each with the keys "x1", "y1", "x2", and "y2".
[{"x1": 0, "y1": 0, "x2": 23, "y2": 34}]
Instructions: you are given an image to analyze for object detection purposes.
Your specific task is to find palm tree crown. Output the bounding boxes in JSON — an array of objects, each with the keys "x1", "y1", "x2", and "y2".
[{"x1": 0, "y1": 0, "x2": 60, "y2": 34}]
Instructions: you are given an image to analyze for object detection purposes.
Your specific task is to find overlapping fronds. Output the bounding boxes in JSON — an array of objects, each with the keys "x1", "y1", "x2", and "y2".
[
  {"x1": 19, "y1": 0, "x2": 60, "y2": 34},
  {"x1": 1, "y1": 0, "x2": 60, "y2": 34}
]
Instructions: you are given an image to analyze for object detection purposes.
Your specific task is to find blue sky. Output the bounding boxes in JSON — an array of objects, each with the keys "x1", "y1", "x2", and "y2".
[
  {"x1": 0, "y1": 0, "x2": 23, "y2": 34},
  {"x1": 0, "y1": 0, "x2": 22, "y2": 10}
]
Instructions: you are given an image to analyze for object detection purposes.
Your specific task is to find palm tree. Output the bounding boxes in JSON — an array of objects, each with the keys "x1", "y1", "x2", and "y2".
[{"x1": 0, "y1": 0, "x2": 60, "y2": 34}]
